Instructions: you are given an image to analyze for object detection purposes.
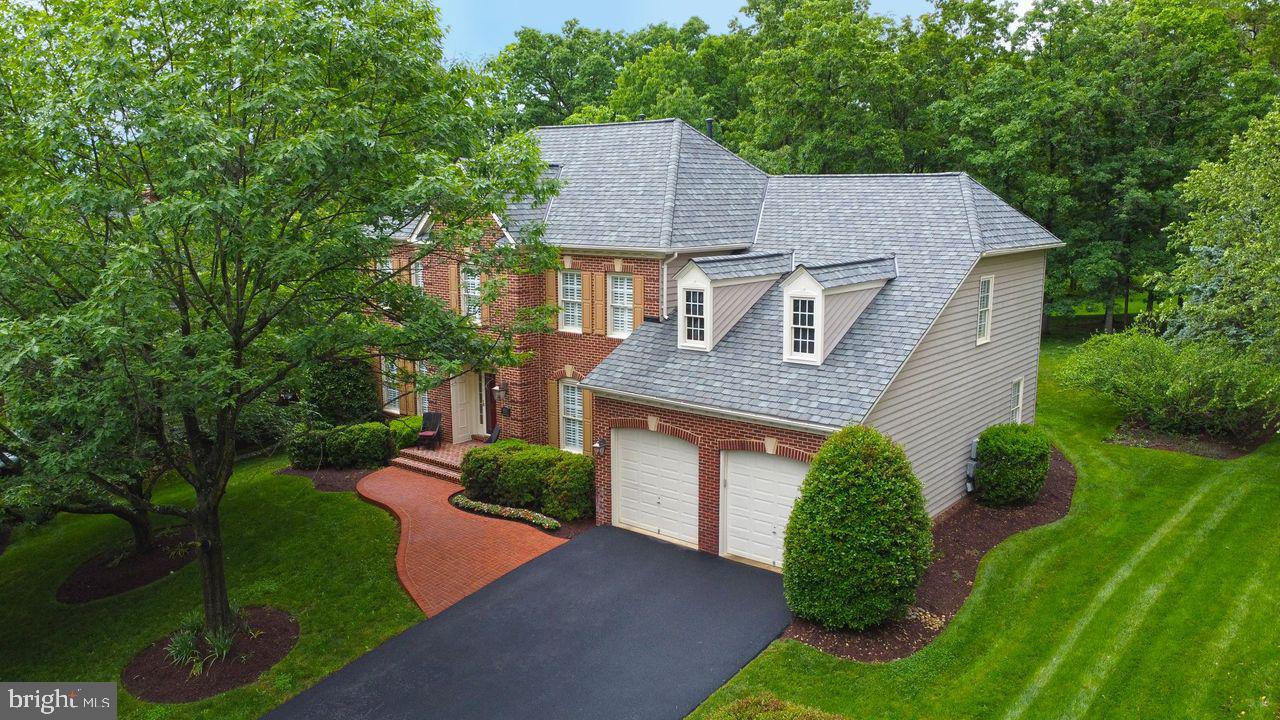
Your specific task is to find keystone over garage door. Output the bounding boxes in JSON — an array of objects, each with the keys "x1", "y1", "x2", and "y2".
[
  {"x1": 722, "y1": 451, "x2": 809, "y2": 568},
  {"x1": 611, "y1": 429, "x2": 699, "y2": 546}
]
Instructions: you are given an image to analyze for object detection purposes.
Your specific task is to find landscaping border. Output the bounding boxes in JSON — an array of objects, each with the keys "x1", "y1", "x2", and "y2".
[{"x1": 449, "y1": 492, "x2": 561, "y2": 531}]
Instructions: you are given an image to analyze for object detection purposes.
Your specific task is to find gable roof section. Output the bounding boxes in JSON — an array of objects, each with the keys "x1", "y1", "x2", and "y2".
[
  {"x1": 804, "y1": 256, "x2": 897, "y2": 289},
  {"x1": 583, "y1": 172, "x2": 1059, "y2": 431},
  {"x1": 503, "y1": 119, "x2": 765, "y2": 252},
  {"x1": 693, "y1": 251, "x2": 793, "y2": 281}
]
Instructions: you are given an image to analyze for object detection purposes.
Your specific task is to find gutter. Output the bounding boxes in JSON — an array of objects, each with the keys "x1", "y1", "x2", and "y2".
[{"x1": 580, "y1": 384, "x2": 841, "y2": 436}]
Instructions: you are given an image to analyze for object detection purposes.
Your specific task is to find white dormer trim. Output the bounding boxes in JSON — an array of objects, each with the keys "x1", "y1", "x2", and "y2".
[
  {"x1": 781, "y1": 268, "x2": 824, "y2": 365},
  {"x1": 676, "y1": 263, "x2": 712, "y2": 351}
]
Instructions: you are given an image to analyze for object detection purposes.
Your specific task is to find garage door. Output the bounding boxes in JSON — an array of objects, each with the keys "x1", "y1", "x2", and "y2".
[
  {"x1": 723, "y1": 452, "x2": 810, "y2": 568},
  {"x1": 612, "y1": 429, "x2": 699, "y2": 546}
]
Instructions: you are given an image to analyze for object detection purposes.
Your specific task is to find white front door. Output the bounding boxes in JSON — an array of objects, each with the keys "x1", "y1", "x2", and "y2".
[
  {"x1": 611, "y1": 429, "x2": 699, "y2": 546},
  {"x1": 722, "y1": 451, "x2": 810, "y2": 568},
  {"x1": 450, "y1": 372, "x2": 482, "y2": 440}
]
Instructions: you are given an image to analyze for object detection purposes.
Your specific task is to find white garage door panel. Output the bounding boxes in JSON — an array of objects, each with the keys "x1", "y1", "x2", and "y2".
[
  {"x1": 612, "y1": 429, "x2": 699, "y2": 545},
  {"x1": 724, "y1": 452, "x2": 810, "y2": 568}
]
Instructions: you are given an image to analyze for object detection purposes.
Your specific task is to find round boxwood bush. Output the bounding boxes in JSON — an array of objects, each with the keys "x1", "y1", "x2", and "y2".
[
  {"x1": 975, "y1": 423, "x2": 1051, "y2": 506},
  {"x1": 460, "y1": 439, "x2": 528, "y2": 503},
  {"x1": 494, "y1": 444, "x2": 562, "y2": 509},
  {"x1": 542, "y1": 453, "x2": 595, "y2": 522},
  {"x1": 782, "y1": 426, "x2": 933, "y2": 630},
  {"x1": 325, "y1": 422, "x2": 393, "y2": 469}
]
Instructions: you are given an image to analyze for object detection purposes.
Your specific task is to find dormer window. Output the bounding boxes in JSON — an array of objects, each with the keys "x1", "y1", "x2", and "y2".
[
  {"x1": 790, "y1": 297, "x2": 817, "y2": 357},
  {"x1": 684, "y1": 289, "x2": 706, "y2": 345}
]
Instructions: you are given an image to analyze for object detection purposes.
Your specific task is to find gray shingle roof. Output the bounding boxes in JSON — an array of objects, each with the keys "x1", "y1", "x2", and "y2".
[
  {"x1": 583, "y1": 172, "x2": 1063, "y2": 430},
  {"x1": 502, "y1": 119, "x2": 765, "y2": 251},
  {"x1": 693, "y1": 251, "x2": 794, "y2": 281},
  {"x1": 804, "y1": 256, "x2": 897, "y2": 289}
]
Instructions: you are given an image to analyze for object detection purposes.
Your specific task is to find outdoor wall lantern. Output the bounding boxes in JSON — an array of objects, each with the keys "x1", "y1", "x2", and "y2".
[
  {"x1": 492, "y1": 381, "x2": 509, "y2": 405},
  {"x1": 592, "y1": 437, "x2": 609, "y2": 458}
]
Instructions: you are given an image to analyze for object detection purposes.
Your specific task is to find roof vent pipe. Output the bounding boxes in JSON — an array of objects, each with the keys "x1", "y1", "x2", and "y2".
[
  {"x1": 637, "y1": 114, "x2": 645, "y2": 121},
  {"x1": 705, "y1": 117, "x2": 714, "y2": 138}
]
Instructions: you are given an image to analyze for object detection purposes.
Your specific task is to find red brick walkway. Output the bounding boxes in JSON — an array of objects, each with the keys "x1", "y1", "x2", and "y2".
[{"x1": 357, "y1": 467, "x2": 565, "y2": 617}]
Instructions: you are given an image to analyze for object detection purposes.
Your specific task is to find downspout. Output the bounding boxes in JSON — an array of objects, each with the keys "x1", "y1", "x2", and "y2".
[{"x1": 660, "y1": 252, "x2": 680, "y2": 320}]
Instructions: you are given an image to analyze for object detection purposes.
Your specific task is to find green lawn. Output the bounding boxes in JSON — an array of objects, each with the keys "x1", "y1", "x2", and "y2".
[
  {"x1": 0, "y1": 457, "x2": 421, "y2": 720},
  {"x1": 693, "y1": 341, "x2": 1280, "y2": 720}
]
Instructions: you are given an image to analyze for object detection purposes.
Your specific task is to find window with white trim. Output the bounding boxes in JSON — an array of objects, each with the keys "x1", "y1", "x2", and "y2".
[
  {"x1": 976, "y1": 275, "x2": 994, "y2": 344},
  {"x1": 683, "y1": 289, "x2": 706, "y2": 344},
  {"x1": 608, "y1": 274, "x2": 634, "y2": 338},
  {"x1": 461, "y1": 268, "x2": 482, "y2": 322},
  {"x1": 410, "y1": 259, "x2": 424, "y2": 287},
  {"x1": 790, "y1": 297, "x2": 817, "y2": 357},
  {"x1": 1011, "y1": 378, "x2": 1024, "y2": 424},
  {"x1": 377, "y1": 256, "x2": 392, "y2": 276},
  {"x1": 559, "y1": 270, "x2": 582, "y2": 332},
  {"x1": 417, "y1": 360, "x2": 429, "y2": 411},
  {"x1": 560, "y1": 381, "x2": 584, "y2": 452},
  {"x1": 381, "y1": 357, "x2": 398, "y2": 411}
]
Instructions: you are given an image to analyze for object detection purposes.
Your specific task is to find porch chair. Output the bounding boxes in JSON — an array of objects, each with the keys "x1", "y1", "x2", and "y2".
[
  {"x1": 485, "y1": 425, "x2": 501, "y2": 444},
  {"x1": 417, "y1": 412, "x2": 443, "y2": 450}
]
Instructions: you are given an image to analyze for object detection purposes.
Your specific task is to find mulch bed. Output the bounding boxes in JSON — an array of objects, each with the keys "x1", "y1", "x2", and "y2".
[
  {"x1": 56, "y1": 526, "x2": 197, "y2": 604},
  {"x1": 1107, "y1": 420, "x2": 1274, "y2": 460},
  {"x1": 784, "y1": 446, "x2": 1078, "y2": 662},
  {"x1": 548, "y1": 517, "x2": 596, "y2": 540},
  {"x1": 122, "y1": 606, "x2": 299, "y2": 704},
  {"x1": 277, "y1": 466, "x2": 375, "y2": 492}
]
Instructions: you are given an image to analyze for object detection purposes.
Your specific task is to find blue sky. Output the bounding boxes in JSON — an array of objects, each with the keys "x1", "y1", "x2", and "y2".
[{"x1": 435, "y1": 0, "x2": 937, "y2": 63}]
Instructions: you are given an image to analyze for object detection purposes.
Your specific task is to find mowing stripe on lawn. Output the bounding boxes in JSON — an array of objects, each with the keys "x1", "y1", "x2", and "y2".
[
  {"x1": 1184, "y1": 525, "x2": 1280, "y2": 714},
  {"x1": 999, "y1": 478, "x2": 1223, "y2": 720},
  {"x1": 1061, "y1": 484, "x2": 1249, "y2": 719}
]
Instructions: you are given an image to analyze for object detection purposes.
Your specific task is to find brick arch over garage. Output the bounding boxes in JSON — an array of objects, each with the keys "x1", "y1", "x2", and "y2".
[{"x1": 591, "y1": 396, "x2": 827, "y2": 554}]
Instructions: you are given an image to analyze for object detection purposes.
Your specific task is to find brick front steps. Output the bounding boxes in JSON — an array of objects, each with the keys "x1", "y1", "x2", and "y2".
[{"x1": 389, "y1": 441, "x2": 482, "y2": 484}]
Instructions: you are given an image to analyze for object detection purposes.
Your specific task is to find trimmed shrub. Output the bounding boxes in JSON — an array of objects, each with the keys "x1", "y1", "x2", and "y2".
[
  {"x1": 494, "y1": 444, "x2": 562, "y2": 509},
  {"x1": 782, "y1": 426, "x2": 933, "y2": 630},
  {"x1": 1064, "y1": 330, "x2": 1280, "y2": 440},
  {"x1": 459, "y1": 440, "x2": 528, "y2": 503},
  {"x1": 286, "y1": 423, "x2": 331, "y2": 470},
  {"x1": 237, "y1": 400, "x2": 316, "y2": 453},
  {"x1": 449, "y1": 494, "x2": 561, "y2": 531},
  {"x1": 325, "y1": 422, "x2": 393, "y2": 469},
  {"x1": 542, "y1": 453, "x2": 595, "y2": 521},
  {"x1": 303, "y1": 357, "x2": 381, "y2": 425},
  {"x1": 390, "y1": 415, "x2": 423, "y2": 451},
  {"x1": 976, "y1": 423, "x2": 1051, "y2": 506}
]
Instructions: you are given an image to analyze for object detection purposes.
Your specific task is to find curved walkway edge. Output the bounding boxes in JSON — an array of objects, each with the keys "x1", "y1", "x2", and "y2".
[{"x1": 357, "y1": 467, "x2": 565, "y2": 617}]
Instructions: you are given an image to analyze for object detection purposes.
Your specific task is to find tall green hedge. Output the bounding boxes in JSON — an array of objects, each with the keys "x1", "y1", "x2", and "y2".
[
  {"x1": 782, "y1": 426, "x2": 933, "y2": 630},
  {"x1": 976, "y1": 423, "x2": 1051, "y2": 506},
  {"x1": 459, "y1": 439, "x2": 529, "y2": 502},
  {"x1": 303, "y1": 357, "x2": 381, "y2": 425},
  {"x1": 459, "y1": 441, "x2": 594, "y2": 522}
]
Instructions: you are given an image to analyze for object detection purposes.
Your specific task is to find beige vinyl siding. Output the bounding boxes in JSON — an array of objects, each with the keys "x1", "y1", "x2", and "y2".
[
  {"x1": 821, "y1": 285, "x2": 882, "y2": 362},
  {"x1": 711, "y1": 280, "x2": 774, "y2": 346},
  {"x1": 866, "y1": 250, "x2": 1048, "y2": 516},
  {"x1": 664, "y1": 251, "x2": 728, "y2": 317}
]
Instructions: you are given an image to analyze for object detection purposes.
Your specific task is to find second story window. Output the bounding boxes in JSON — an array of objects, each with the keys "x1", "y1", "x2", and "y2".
[
  {"x1": 977, "y1": 275, "x2": 994, "y2": 344},
  {"x1": 410, "y1": 259, "x2": 423, "y2": 287},
  {"x1": 608, "y1": 274, "x2": 633, "y2": 338},
  {"x1": 684, "y1": 289, "x2": 706, "y2": 344},
  {"x1": 378, "y1": 256, "x2": 393, "y2": 277},
  {"x1": 461, "y1": 268, "x2": 482, "y2": 322},
  {"x1": 790, "y1": 297, "x2": 817, "y2": 357},
  {"x1": 559, "y1": 270, "x2": 582, "y2": 332}
]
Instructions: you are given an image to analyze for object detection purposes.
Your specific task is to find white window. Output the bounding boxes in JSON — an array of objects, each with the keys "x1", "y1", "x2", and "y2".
[
  {"x1": 977, "y1": 275, "x2": 994, "y2": 344},
  {"x1": 559, "y1": 270, "x2": 582, "y2": 332},
  {"x1": 410, "y1": 260, "x2": 424, "y2": 287},
  {"x1": 461, "y1": 268, "x2": 482, "y2": 322},
  {"x1": 417, "y1": 361, "x2": 429, "y2": 411},
  {"x1": 381, "y1": 357, "x2": 398, "y2": 412},
  {"x1": 1011, "y1": 378, "x2": 1024, "y2": 424},
  {"x1": 377, "y1": 256, "x2": 393, "y2": 276},
  {"x1": 683, "y1": 289, "x2": 706, "y2": 344},
  {"x1": 560, "y1": 381, "x2": 584, "y2": 452},
  {"x1": 608, "y1": 274, "x2": 634, "y2": 338},
  {"x1": 790, "y1": 297, "x2": 817, "y2": 357}
]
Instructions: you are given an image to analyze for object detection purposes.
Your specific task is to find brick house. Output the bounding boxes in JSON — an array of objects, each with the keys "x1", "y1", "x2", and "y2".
[{"x1": 379, "y1": 118, "x2": 1062, "y2": 569}]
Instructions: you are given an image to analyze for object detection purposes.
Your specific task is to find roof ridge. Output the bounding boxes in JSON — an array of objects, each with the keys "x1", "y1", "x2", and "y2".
[
  {"x1": 537, "y1": 118, "x2": 677, "y2": 130},
  {"x1": 675, "y1": 119, "x2": 768, "y2": 178},
  {"x1": 695, "y1": 250, "x2": 791, "y2": 263},
  {"x1": 957, "y1": 173, "x2": 983, "y2": 253},
  {"x1": 800, "y1": 255, "x2": 895, "y2": 270},
  {"x1": 658, "y1": 119, "x2": 682, "y2": 248},
  {"x1": 768, "y1": 171, "x2": 967, "y2": 179}
]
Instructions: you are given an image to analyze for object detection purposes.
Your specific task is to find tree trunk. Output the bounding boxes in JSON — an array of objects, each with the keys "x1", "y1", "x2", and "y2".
[
  {"x1": 1123, "y1": 279, "x2": 1131, "y2": 324},
  {"x1": 1146, "y1": 288, "x2": 1155, "y2": 314},
  {"x1": 193, "y1": 502, "x2": 234, "y2": 633},
  {"x1": 127, "y1": 511, "x2": 154, "y2": 554},
  {"x1": 1103, "y1": 292, "x2": 1116, "y2": 333}
]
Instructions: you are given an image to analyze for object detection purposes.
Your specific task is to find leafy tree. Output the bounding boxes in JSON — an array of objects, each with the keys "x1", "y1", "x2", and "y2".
[
  {"x1": 608, "y1": 44, "x2": 714, "y2": 127},
  {"x1": 0, "y1": 0, "x2": 556, "y2": 632},
  {"x1": 1163, "y1": 107, "x2": 1280, "y2": 359}
]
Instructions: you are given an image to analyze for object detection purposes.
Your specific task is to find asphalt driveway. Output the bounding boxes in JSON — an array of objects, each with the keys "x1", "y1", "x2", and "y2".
[{"x1": 267, "y1": 526, "x2": 790, "y2": 720}]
